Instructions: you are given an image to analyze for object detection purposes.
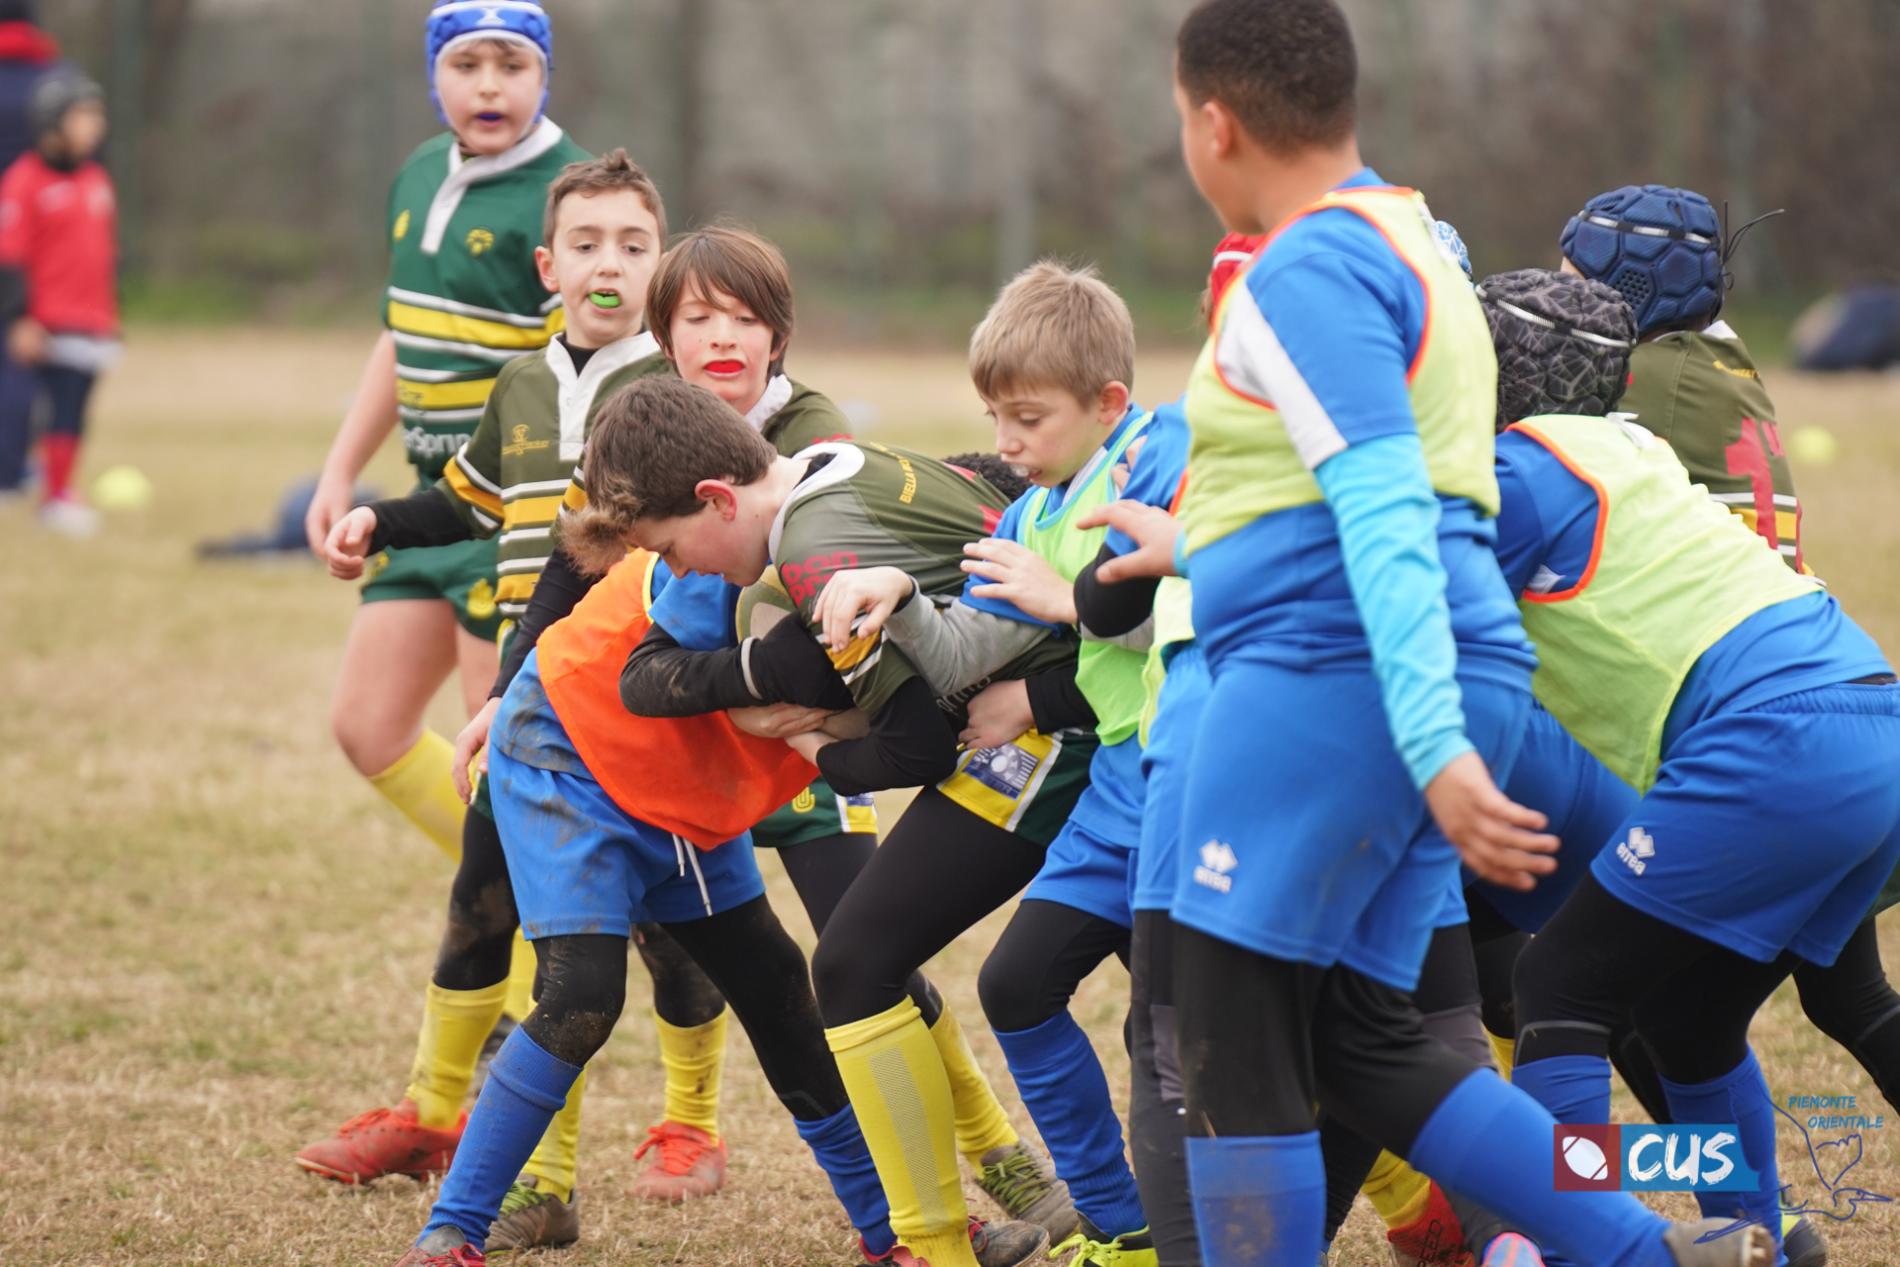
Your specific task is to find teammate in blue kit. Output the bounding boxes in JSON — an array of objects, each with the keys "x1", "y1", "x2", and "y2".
[
  {"x1": 1083, "y1": 3, "x2": 1764, "y2": 1263},
  {"x1": 810, "y1": 261, "x2": 1181, "y2": 1267},
  {"x1": 1085, "y1": 238, "x2": 1536, "y2": 1266},
  {"x1": 1468, "y1": 266, "x2": 1900, "y2": 1264}
]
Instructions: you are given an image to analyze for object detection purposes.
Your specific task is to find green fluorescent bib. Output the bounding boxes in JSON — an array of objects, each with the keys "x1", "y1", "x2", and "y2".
[
  {"x1": 1137, "y1": 576, "x2": 1194, "y2": 747},
  {"x1": 1512, "y1": 414, "x2": 1820, "y2": 791},
  {"x1": 1180, "y1": 185, "x2": 1499, "y2": 555},
  {"x1": 1016, "y1": 412, "x2": 1153, "y2": 746}
]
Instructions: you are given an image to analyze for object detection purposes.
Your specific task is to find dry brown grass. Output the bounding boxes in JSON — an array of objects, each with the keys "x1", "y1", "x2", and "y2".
[{"x1": 2, "y1": 329, "x2": 1899, "y2": 1266}]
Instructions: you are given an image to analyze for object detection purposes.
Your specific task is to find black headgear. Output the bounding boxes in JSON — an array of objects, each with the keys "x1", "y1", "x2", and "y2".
[{"x1": 1476, "y1": 268, "x2": 1637, "y2": 432}]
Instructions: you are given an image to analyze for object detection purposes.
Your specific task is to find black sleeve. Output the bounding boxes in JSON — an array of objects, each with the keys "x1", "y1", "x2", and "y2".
[
  {"x1": 367, "y1": 486, "x2": 472, "y2": 554},
  {"x1": 1025, "y1": 659, "x2": 1096, "y2": 733},
  {"x1": 746, "y1": 618, "x2": 859, "y2": 711},
  {"x1": 1072, "y1": 541, "x2": 1161, "y2": 639},
  {"x1": 620, "y1": 611, "x2": 862, "y2": 717},
  {"x1": 815, "y1": 675, "x2": 961, "y2": 795},
  {"x1": 0, "y1": 265, "x2": 25, "y2": 326},
  {"x1": 492, "y1": 547, "x2": 598, "y2": 699},
  {"x1": 619, "y1": 622, "x2": 757, "y2": 716}
]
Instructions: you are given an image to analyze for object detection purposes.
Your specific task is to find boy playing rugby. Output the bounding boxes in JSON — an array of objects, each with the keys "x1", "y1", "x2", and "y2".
[
  {"x1": 303, "y1": 0, "x2": 578, "y2": 1041},
  {"x1": 305, "y1": 147, "x2": 668, "y2": 1246},
  {"x1": 1472, "y1": 266, "x2": 1900, "y2": 1265},
  {"x1": 1092, "y1": 2, "x2": 1767, "y2": 1262},
  {"x1": 1558, "y1": 186, "x2": 1803, "y2": 569},
  {"x1": 387, "y1": 544, "x2": 908, "y2": 1267},
  {"x1": 593, "y1": 380, "x2": 1097, "y2": 1267},
  {"x1": 809, "y1": 260, "x2": 1188, "y2": 1267},
  {"x1": 447, "y1": 225, "x2": 1064, "y2": 1236}
]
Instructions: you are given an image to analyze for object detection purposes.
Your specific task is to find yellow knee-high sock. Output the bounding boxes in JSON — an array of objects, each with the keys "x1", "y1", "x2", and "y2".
[
  {"x1": 502, "y1": 931, "x2": 538, "y2": 1024},
  {"x1": 406, "y1": 980, "x2": 509, "y2": 1128},
  {"x1": 519, "y1": 1068, "x2": 586, "y2": 1201},
  {"x1": 367, "y1": 731, "x2": 465, "y2": 862},
  {"x1": 928, "y1": 1003, "x2": 1019, "y2": 1164},
  {"x1": 1362, "y1": 1150, "x2": 1432, "y2": 1230},
  {"x1": 655, "y1": 1008, "x2": 727, "y2": 1139},
  {"x1": 1487, "y1": 1028, "x2": 1516, "y2": 1081},
  {"x1": 830, "y1": 999, "x2": 976, "y2": 1267}
]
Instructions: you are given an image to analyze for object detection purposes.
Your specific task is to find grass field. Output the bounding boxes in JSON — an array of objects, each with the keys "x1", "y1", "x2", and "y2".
[{"x1": 4, "y1": 328, "x2": 1900, "y2": 1267}]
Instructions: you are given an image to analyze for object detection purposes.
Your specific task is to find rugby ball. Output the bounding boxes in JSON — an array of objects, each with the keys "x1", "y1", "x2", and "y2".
[
  {"x1": 738, "y1": 569, "x2": 871, "y2": 739},
  {"x1": 1560, "y1": 1134, "x2": 1609, "y2": 1183}
]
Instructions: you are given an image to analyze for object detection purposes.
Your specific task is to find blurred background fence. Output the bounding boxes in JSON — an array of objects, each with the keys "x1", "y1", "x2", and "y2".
[{"x1": 43, "y1": 0, "x2": 1900, "y2": 342}]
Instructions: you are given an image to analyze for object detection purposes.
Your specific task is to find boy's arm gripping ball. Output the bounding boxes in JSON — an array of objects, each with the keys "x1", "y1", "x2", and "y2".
[{"x1": 738, "y1": 582, "x2": 872, "y2": 739}]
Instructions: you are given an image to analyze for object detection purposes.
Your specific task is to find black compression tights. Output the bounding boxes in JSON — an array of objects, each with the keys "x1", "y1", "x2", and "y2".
[
  {"x1": 524, "y1": 897, "x2": 849, "y2": 1121},
  {"x1": 432, "y1": 807, "x2": 518, "y2": 992},
  {"x1": 635, "y1": 831, "x2": 943, "y2": 1028},
  {"x1": 978, "y1": 899, "x2": 1130, "y2": 1033},
  {"x1": 1602, "y1": 916, "x2": 1900, "y2": 1122},
  {"x1": 812, "y1": 788, "x2": 1046, "y2": 1028},
  {"x1": 1514, "y1": 874, "x2": 1796, "y2": 1085},
  {"x1": 1309, "y1": 924, "x2": 1516, "y2": 1250},
  {"x1": 1174, "y1": 924, "x2": 1477, "y2": 1155},
  {"x1": 1128, "y1": 911, "x2": 1198, "y2": 1267}
]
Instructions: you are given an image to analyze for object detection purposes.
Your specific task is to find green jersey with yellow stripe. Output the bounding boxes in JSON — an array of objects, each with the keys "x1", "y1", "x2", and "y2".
[
  {"x1": 437, "y1": 332, "x2": 670, "y2": 619},
  {"x1": 384, "y1": 119, "x2": 590, "y2": 483}
]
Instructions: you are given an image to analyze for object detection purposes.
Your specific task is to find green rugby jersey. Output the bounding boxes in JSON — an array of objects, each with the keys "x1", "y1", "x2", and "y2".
[
  {"x1": 438, "y1": 332, "x2": 670, "y2": 618},
  {"x1": 770, "y1": 441, "x2": 1073, "y2": 716},
  {"x1": 384, "y1": 119, "x2": 590, "y2": 483},
  {"x1": 1619, "y1": 321, "x2": 1803, "y2": 571}
]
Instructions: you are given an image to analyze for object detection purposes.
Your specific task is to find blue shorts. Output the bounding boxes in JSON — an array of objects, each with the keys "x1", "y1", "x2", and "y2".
[
  {"x1": 488, "y1": 702, "x2": 764, "y2": 941},
  {"x1": 1134, "y1": 643, "x2": 1209, "y2": 912},
  {"x1": 1472, "y1": 703, "x2": 1636, "y2": 933},
  {"x1": 1172, "y1": 664, "x2": 1530, "y2": 992},
  {"x1": 1592, "y1": 680, "x2": 1900, "y2": 967},
  {"x1": 1024, "y1": 739, "x2": 1143, "y2": 928}
]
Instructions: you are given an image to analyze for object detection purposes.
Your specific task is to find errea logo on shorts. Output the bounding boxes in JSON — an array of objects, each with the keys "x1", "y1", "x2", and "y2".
[
  {"x1": 1616, "y1": 827, "x2": 1656, "y2": 876},
  {"x1": 1193, "y1": 840, "x2": 1237, "y2": 893}
]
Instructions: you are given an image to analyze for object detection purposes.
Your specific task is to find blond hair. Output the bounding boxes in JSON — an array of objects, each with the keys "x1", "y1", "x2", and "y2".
[{"x1": 968, "y1": 260, "x2": 1136, "y2": 403}]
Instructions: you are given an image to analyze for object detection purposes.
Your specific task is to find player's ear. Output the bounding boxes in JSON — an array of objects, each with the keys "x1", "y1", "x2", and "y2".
[
  {"x1": 695, "y1": 479, "x2": 739, "y2": 520},
  {"x1": 1206, "y1": 98, "x2": 1239, "y2": 159},
  {"x1": 534, "y1": 244, "x2": 558, "y2": 294},
  {"x1": 1097, "y1": 381, "x2": 1130, "y2": 425}
]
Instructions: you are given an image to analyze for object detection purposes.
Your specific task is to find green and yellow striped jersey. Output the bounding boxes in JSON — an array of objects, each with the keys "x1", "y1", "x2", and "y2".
[
  {"x1": 384, "y1": 119, "x2": 590, "y2": 483},
  {"x1": 438, "y1": 332, "x2": 670, "y2": 619}
]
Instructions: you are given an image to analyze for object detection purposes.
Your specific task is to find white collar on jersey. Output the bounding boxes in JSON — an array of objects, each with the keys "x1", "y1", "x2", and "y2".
[
  {"x1": 767, "y1": 440, "x2": 864, "y2": 561},
  {"x1": 548, "y1": 329, "x2": 660, "y2": 461},
  {"x1": 743, "y1": 374, "x2": 794, "y2": 433},
  {"x1": 421, "y1": 117, "x2": 566, "y2": 256}
]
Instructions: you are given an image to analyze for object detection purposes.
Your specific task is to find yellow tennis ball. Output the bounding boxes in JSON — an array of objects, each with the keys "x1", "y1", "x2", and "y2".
[
  {"x1": 1787, "y1": 425, "x2": 1840, "y2": 468},
  {"x1": 91, "y1": 464, "x2": 153, "y2": 510}
]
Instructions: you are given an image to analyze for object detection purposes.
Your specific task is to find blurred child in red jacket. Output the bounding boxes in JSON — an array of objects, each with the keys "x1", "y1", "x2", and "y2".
[{"x1": 0, "y1": 68, "x2": 117, "y2": 534}]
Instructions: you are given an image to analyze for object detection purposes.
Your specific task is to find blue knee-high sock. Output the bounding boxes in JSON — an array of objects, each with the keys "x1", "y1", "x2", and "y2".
[
  {"x1": 995, "y1": 1011, "x2": 1147, "y2": 1237},
  {"x1": 1660, "y1": 1048, "x2": 1785, "y2": 1265},
  {"x1": 795, "y1": 1104, "x2": 897, "y2": 1256},
  {"x1": 1407, "y1": 1070, "x2": 1672, "y2": 1267},
  {"x1": 1185, "y1": 1133, "x2": 1322, "y2": 1266},
  {"x1": 1511, "y1": 1052, "x2": 1613, "y2": 1127},
  {"x1": 422, "y1": 1027, "x2": 581, "y2": 1250}
]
